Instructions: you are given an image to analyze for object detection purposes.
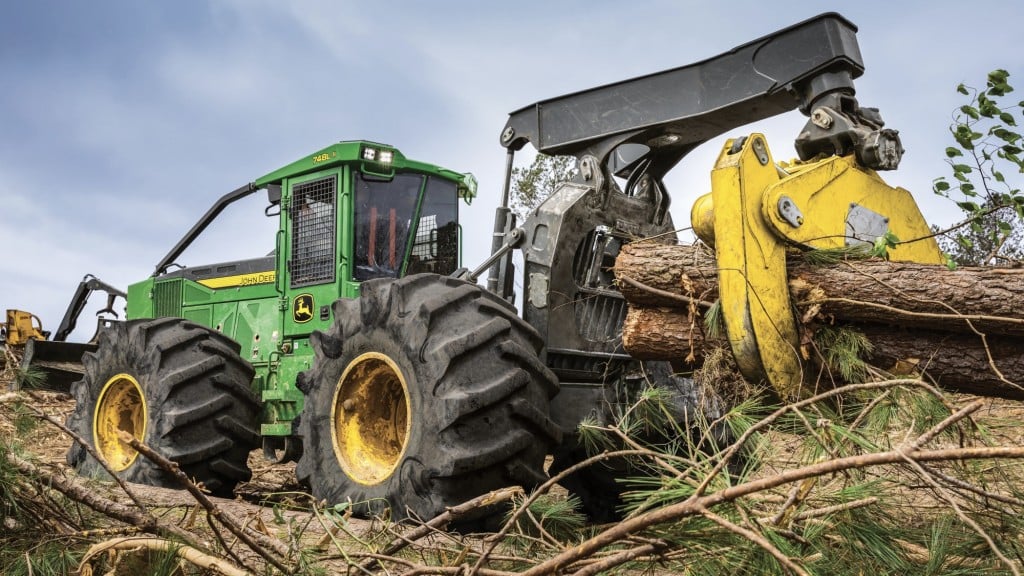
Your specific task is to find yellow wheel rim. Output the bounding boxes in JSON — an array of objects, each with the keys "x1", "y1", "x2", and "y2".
[
  {"x1": 93, "y1": 373, "x2": 147, "y2": 471},
  {"x1": 331, "y1": 352, "x2": 411, "y2": 486}
]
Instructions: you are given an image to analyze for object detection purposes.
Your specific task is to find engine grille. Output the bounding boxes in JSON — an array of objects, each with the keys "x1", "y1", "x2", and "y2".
[{"x1": 154, "y1": 279, "x2": 183, "y2": 318}]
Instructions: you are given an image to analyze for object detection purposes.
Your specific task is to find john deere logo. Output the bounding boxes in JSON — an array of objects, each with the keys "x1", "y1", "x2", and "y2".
[{"x1": 293, "y1": 294, "x2": 314, "y2": 323}]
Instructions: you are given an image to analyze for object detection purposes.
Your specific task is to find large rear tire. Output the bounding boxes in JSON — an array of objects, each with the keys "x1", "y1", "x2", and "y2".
[
  {"x1": 296, "y1": 273, "x2": 560, "y2": 522},
  {"x1": 66, "y1": 318, "x2": 260, "y2": 495}
]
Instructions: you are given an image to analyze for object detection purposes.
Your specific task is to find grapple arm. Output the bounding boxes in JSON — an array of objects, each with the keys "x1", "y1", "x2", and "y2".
[
  {"x1": 691, "y1": 136, "x2": 942, "y2": 398},
  {"x1": 53, "y1": 274, "x2": 127, "y2": 342}
]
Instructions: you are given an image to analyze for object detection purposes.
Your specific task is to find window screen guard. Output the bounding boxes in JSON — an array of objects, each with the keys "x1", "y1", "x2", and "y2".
[{"x1": 290, "y1": 176, "x2": 337, "y2": 288}]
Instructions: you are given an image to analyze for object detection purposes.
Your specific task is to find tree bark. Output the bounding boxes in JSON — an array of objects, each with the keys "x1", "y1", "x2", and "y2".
[
  {"x1": 621, "y1": 305, "x2": 1024, "y2": 400},
  {"x1": 621, "y1": 306, "x2": 719, "y2": 363},
  {"x1": 615, "y1": 242, "x2": 1024, "y2": 337}
]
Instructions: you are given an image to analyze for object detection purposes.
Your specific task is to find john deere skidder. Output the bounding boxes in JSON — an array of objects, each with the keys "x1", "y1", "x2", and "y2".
[{"x1": 62, "y1": 13, "x2": 940, "y2": 522}]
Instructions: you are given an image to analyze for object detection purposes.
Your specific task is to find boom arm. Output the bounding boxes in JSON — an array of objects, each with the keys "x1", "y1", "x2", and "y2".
[{"x1": 499, "y1": 12, "x2": 901, "y2": 179}]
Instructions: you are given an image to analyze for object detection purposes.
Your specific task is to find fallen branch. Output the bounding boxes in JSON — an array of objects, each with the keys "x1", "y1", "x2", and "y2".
[
  {"x1": 520, "y1": 444, "x2": 1024, "y2": 576},
  {"x1": 469, "y1": 449, "x2": 673, "y2": 575},
  {"x1": 117, "y1": 430, "x2": 293, "y2": 575},
  {"x1": 6, "y1": 452, "x2": 201, "y2": 548},
  {"x1": 361, "y1": 486, "x2": 521, "y2": 572},
  {"x1": 700, "y1": 506, "x2": 810, "y2": 576},
  {"x1": 77, "y1": 536, "x2": 250, "y2": 576}
]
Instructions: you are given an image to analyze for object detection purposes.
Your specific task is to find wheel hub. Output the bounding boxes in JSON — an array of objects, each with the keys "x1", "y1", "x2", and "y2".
[
  {"x1": 93, "y1": 374, "x2": 147, "y2": 471},
  {"x1": 332, "y1": 352, "x2": 411, "y2": 485}
]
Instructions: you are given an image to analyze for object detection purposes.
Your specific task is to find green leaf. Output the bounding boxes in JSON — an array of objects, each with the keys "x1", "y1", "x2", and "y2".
[
  {"x1": 957, "y1": 201, "x2": 980, "y2": 212},
  {"x1": 988, "y1": 69, "x2": 1010, "y2": 84},
  {"x1": 960, "y1": 105, "x2": 980, "y2": 120},
  {"x1": 978, "y1": 95, "x2": 1000, "y2": 117},
  {"x1": 954, "y1": 125, "x2": 979, "y2": 149},
  {"x1": 957, "y1": 83, "x2": 969, "y2": 95},
  {"x1": 1000, "y1": 112, "x2": 1018, "y2": 126},
  {"x1": 952, "y1": 163, "x2": 973, "y2": 173},
  {"x1": 335, "y1": 502, "x2": 349, "y2": 512},
  {"x1": 870, "y1": 231, "x2": 899, "y2": 259},
  {"x1": 989, "y1": 84, "x2": 1009, "y2": 97},
  {"x1": 993, "y1": 127, "x2": 1021, "y2": 143},
  {"x1": 944, "y1": 147, "x2": 963, "y2": 158},
  {"x1": 943, "y1": 253, "x2": 958, "y2": 270},
  {"x1": 933, "y1": 178, "x2": 951, "y2": 193},
  {"x1": 987, "y1": 71, "x2": 1011, "y2": 95}
]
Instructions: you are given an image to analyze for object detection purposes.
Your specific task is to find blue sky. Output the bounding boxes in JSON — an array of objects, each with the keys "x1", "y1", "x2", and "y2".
[{"x1": 2, "y1": 1, "x2": 1021, "y2": 341}]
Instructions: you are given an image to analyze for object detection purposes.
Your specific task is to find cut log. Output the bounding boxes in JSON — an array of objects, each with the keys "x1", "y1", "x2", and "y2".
[
  {"x1": 615, "y1": 242, "x2": 1024, "y2": 338},
  {"x1": 621, "y1": 306, "x2": 719, "y2": 362},
  {"x1": 622, "y1": 305, "x2": 1024, "y2": 400}
]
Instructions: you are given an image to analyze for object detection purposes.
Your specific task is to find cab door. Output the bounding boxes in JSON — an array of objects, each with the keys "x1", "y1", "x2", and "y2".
[{"x1": 283, "y1": 170, "x2": 342, "y2": 339}]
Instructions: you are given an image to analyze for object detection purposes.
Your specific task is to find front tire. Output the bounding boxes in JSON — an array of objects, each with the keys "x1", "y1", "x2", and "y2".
[
  {"x1": 66, "y1": 318, "x2": 261, "y2": 495},
  {"x1": 296, "y1": 273, "x2": 560, "y2": 522}
]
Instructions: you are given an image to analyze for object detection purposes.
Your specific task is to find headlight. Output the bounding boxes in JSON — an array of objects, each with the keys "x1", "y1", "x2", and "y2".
[{"x1": 360, "y1": 145, "x2": 395, "y2": 165}]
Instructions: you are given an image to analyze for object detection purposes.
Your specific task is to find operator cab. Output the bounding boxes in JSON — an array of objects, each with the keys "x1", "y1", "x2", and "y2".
[{"x1": 267, "y1": 141, "x2": 476, "y2": 337}]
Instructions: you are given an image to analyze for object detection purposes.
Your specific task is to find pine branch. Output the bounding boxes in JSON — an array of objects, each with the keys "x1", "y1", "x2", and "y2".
[
  {"x1": 6, "y1": 451, "x2": 201, "y2": 548},
  {"x1": 117, "y1": 430, "x2": 293, "y2": 574},
  {"x1": 77, "y1": 536, "x2": 250, "y2": 576},
  {"x1": 519, "y1": 445, "x2": 1024, "y2": 576}
]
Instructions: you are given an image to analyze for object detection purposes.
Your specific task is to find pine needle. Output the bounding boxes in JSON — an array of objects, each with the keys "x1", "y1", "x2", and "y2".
[
  {"x1": 13, "y1": 366, "x2": 46, "y2": 391},
  {"x1": 813, "y1": 326, "x2": 873, "y2": 381},
  {"x1": 703, "y1": 300, "x2": 723, "y2": 338},
  {"x1": 801, "y1": 244, "x2": 873, "y2": 266}
]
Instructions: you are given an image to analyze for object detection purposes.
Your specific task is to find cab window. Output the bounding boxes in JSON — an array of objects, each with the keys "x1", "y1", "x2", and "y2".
[
  {"x1": 353, "y1": 172, "x2": 422, "y2": 281},
  {"x1": 352, "y1": 173, "x2": 460, "y2": 281}
]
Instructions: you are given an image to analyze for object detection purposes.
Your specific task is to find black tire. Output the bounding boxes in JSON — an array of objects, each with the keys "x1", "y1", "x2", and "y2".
[
  {"x1": 295, "y1": 273, "x2": 561, "y2": 522},
  {"x1": 66, "y1": 318, "x2": 260, "y2": 495}
]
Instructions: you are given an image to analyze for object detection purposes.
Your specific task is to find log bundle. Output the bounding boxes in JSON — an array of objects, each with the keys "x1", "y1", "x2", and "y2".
[{"x1": 614, "y1": 242, "x2": 1024, "y2": 400}]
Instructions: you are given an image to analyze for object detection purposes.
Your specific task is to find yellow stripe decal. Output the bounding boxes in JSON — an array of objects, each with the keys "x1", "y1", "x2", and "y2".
[{"x1": 197, "y1": 271, "x2": 276, "y2": 289}]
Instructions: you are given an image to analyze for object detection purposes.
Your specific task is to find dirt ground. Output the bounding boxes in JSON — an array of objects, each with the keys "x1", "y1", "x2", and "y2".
[
  {"x1": 0, "y1": 376, "x2": 335, "y2": 506},
  {"x1": 7, "y1": 362, "x2": 1024, "y2": 574},
  {"x1": 0, "y1": 370, "x2": 399, "y2": 571}
]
